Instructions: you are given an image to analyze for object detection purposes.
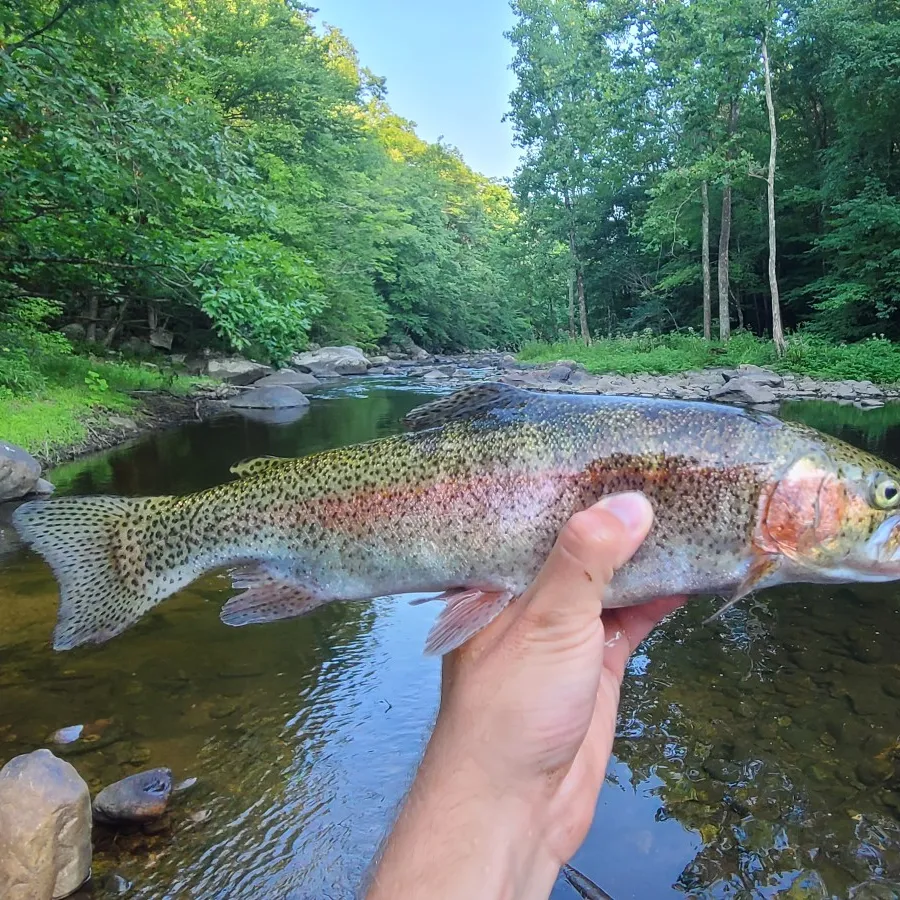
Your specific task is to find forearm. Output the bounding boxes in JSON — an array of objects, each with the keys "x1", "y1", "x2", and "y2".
[{"x1": 365, "y1": 720, "x2": 560, "y2": 900}]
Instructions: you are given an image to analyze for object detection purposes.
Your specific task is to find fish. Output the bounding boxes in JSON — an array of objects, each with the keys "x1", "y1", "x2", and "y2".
[
  {"x1": 12, "y1": 383, "x2": 900, "y2": 655},
  {"x1": 561, "y1": 864, "x2": 615, "y2": 900}
]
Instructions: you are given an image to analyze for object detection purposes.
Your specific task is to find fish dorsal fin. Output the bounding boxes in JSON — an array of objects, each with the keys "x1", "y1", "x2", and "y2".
[
  {"x1": 229, "y1": 456, "x2": 288, "y2": 478},
  {"x1": 402, "y1": 382, "x2": 531, "y2": 431}
]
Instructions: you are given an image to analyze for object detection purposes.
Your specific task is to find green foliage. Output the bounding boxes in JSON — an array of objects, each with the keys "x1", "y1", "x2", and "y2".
[
  {"x1": 0, "y1": 0, "x2": 526, "y2": 360},
  {"x1": 519, "y1": 331, "x2": 900, "y2": 384},
  {"x1": 506, "y1": 0, "x2": 900, "y2": 348}
]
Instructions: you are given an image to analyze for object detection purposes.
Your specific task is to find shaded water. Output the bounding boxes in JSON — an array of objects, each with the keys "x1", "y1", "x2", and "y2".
[{"x1": 3, "y1": 382, "x2": 900, "y2": 899}]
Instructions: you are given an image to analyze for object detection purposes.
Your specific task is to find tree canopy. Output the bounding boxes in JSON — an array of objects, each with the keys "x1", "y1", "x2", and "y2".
[
  {"x1": 1, "y1": 0, "x2": 532, "y2": 362},
  {"x1": 2, "y1": 0, "x2": 899, "y2": 363}
]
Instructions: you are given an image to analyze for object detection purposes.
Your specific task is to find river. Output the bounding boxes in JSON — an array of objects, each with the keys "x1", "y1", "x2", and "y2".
[{"x1": 3, "y1": 378, "x2": 900, "y2": 899}]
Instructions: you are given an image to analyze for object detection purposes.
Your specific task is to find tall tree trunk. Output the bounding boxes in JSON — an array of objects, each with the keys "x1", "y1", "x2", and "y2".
[
  {"x1": 717, "y1": 99, "x2": 739, "y2": 342},
  {"x1": 576, "y1": 268, "x2": 590, "y2": 345},
  {"x1": 701, "y1": 180, "x2": 711, "y2": 340},
  {"x1": 717, "y1": 182, "x2": 732, "y2": 342},
  {"x1": 85, "y1": 295, "x2": 98, "y2": 343},
  {"x1": 564, "y1": 189, "x2": 590, "y2": 345},
  {"x1": 762, "y1": 31, "x2": 786, "y2": 357},
  {"x1": 568, "y1": 271, "x2": 576, "y2": 340}
]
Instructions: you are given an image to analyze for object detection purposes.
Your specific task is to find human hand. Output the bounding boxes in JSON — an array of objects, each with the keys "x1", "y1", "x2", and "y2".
[{"x1": 366, "y1": 493, "x2": 683, "y2": 900}]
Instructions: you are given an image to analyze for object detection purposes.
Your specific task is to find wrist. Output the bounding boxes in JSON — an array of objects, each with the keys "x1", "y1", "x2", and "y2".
[{"x1": 366, "y1": 725, "x2": 560, "y2": 900}]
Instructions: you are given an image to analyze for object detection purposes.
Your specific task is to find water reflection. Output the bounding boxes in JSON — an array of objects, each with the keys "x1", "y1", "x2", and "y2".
[{"x1": 2, "y1": 386, "x2": 900, "y2": 898}]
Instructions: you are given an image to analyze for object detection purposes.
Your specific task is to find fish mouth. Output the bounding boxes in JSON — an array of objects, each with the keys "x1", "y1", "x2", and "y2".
[{"x1": 863, "y1": 514, "x2": 900, "y2": 576}]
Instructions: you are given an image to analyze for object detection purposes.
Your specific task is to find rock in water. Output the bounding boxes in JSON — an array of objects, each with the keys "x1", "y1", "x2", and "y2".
[
  {"x1": 0, "y1": 749, "x2": 92, "y2": 900},
  {"x1": 205, "y1": 357, "x2": 273, "y2": 385},
  {"x1": 0, "y1": 442, "x2": 43, "y2": 502},
  {"x1": 252, "y1": 370, "x2": 321, "y2": 392},
  {"x1": 93, "y1": 767, "x2": 173, "y2": 824},
  {"x1": 226, "y1": 385, "x2": 310, "y2": 410},
  {"x1": 290, "y1": 345, "x2": 370, "y2": 376},
  {"x1": 710, "y1": 377, "x2": 778, "y2": 406}
]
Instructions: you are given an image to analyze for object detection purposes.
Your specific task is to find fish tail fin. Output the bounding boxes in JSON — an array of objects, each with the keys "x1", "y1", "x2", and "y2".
[{"x1": 12, "y1": 495, "x2": 193, "y2": 650}]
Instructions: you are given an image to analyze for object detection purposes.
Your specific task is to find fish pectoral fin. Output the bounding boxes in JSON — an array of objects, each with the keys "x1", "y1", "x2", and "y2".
[
  {"x1": 703, "y1": 554, "x2": 781, "y2": 625},
  {"x1": 422, "y1": 588, "x2": 515, "y2": 656},
  {"x1": 221, "y1": 563, "x2": 325, "y2": 627}
]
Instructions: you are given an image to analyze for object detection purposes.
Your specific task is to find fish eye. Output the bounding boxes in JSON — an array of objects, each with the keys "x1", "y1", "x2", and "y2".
[{"x1": 869, "y1": 474, "x2": 900, "y2": 510}]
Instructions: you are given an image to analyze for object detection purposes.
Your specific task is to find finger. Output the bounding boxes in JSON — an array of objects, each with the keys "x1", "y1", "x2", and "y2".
[
  {"x1": 517, "y1": 493, "x2": 655, "y2": 640},
  {"x1": 600, "y1": 595, "x2": 686, "y2": 681}
]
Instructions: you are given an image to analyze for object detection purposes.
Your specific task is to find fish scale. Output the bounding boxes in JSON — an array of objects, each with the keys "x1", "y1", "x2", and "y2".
[{"x1": 12, "y1": 383, "x2": 900, "y2": 654}]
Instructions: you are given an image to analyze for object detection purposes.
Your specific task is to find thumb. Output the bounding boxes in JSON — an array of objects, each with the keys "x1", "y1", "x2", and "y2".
[{"x1": 517, "y1": 492, "x2": 654, "y2": 640}]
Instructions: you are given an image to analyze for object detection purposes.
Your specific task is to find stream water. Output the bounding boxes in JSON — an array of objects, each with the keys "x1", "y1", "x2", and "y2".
[{"x1": 4, "y1": 379, "x2": 900, "y2": 899}]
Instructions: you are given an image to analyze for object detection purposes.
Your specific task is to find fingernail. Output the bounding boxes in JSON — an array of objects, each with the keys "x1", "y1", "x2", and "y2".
[{"x1": 597, "y1": 492, "x2": 652, "y2": 533}]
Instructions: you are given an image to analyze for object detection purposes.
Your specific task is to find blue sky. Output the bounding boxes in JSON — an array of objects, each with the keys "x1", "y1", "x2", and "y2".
[{"x1": 311, "y1": 0, "x2": 521, "y2": 181}]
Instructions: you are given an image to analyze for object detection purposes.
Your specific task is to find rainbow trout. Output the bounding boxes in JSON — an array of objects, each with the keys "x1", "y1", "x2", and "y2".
[{"x1": 12, "y1": 384, "x2": 900, "y2": 654}]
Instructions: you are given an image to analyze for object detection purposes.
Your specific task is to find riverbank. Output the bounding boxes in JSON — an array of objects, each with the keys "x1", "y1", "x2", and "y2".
[
  {"x1": 517, "y1": 333, "x2": 900, "y2": 385},
  {"x1": 4, "y1": 341, "x2": 900, "y2": 476}
]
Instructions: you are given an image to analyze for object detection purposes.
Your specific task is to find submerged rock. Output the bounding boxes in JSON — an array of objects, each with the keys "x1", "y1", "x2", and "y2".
[
  {"x1": 0, "y1": 749, "x2": 92, "y2": 900},
  {"x1": 227, "y1": 385, "x2": 310, "y2": 410},
  {"x1": 93, "y1": 767, "x2": 173, "y2": 825}
]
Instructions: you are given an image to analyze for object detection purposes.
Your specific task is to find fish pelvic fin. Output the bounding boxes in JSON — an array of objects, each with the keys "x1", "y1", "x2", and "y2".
[
  {"x1": 703, "y1": 554, "x2": 781, "y2": 625},
  {"x1": 422, "y1": 588, "x2": 515, "y2": 656},
  {"x1": 220, "y1": 562, "x2": 328, "y2": 626},
  {"x1": 12, "y1": 495, "x2": 189, "y2": 650}
]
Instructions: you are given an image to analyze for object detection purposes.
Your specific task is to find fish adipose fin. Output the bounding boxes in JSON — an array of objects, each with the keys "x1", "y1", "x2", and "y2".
[
  {"x1": 703, "y1": 555, "x2": 781, "y2": 624},
  {"x1": 402, "y1": 383, "x2": 529, "y2": 431},
  {"x1": 12, "y1": 496, "x2": 181, "y2": 650},
  {"x1": 419, "y1": 588, "x2": 515, "y2": 656},
  {"x1": 220, "y1": 562, "x2": 327, "y2": 626}
]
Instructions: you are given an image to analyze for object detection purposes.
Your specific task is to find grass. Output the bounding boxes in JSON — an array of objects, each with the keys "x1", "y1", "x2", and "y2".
[
  {"x1": 0, "y1": 351, "x2": 200, "y2": 459},
  {"x1": 518, "y1": 331, "x2": 900, "y2": 385}
]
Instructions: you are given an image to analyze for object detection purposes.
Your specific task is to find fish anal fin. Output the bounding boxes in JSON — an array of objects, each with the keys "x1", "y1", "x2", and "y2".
[
  {"x1": 229, "y1": 457, "x2": 288, "y2": 479},
  {"x1": 221, "y1": 563, "x2": 326, "y2": 627},
  {"x1": 703, "y1": 554, "x2": 780, "y2": 625},
  {"x1": 422, "y1": 588, "x2": 515, "y2": 656},
  {"x1": 402, "y1": 383, "x2": 528, "y2": 432}
]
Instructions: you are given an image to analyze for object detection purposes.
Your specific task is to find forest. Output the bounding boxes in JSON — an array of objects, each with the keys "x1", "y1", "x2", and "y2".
[{"x1": 2, "y1": 0, "x2": 900, "y2": 384}]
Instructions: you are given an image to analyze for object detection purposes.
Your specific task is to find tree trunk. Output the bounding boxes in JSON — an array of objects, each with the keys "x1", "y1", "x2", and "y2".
[
  {"x1": 85, "y1": 295, "x2": 98, "y2": 343},
  {"x1": 717, "y1": 100, "x2": 739, "y2": 342},
  {"x1": 576, "y1": 268, "x2": 590, "y2": 345},
  {"x1": 564, "y1": 188, "x2": 590, "y2": 346},
  {"x1": 701, "y1": 180, "x2": 711, "y2": 340},
  {"x1": 568, "y1": 272, "x2": 576, "y2": 340},
  {"x1": 717, "y1": 181, "x2": 732, "y2": 342},
  {"x1": 762, "y1": 32, "x2": 786, "y2": 357}
]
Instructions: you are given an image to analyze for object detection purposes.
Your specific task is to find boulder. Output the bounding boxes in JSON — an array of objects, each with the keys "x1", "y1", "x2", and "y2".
[
  {"x1": 93, "y1": 767, "x2": 172, "y2": 825},
  {"x1": 710, "y1": 377, "x2": 778, "y2": 405},
  {"x1": 0, "y1": 749, "x2": 92, "y2": 900},
  {"x1": 291, "y1": 345, "x2": 370, "y2": 376},
  {"x1": 422, "y1": 369, "x2": 450, "y2": 381},
  {"x1": 60, "y1": 323, "x2": 85, "y2": 343},
  {"x1": 546, "y1": 365, "x2": 573, "y2": 383},
  {"x1": 382, "y1": 366, "x2": 405, "y2": 376},
  {"x1": 828, "y1": 381, "x2": 857, "y2": 399},
  {"x1": 252, "y1": 370, "x2": 320, "y2": 392},
  {"x1": 206, "y1": 357, "x2": 273, "y2": 385},
  {"x1": 368, "y1": 355, "x2": 391, "y2": 367},
  {"x1": 727, "y1": 364, "x2": 784, "y2": 387},
  {"x1": 0, "y1": 441, "x2": 44, "y2": 502},
  {"x1": 227, "y1": 386, "x2": 310, "y2": 410}
]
